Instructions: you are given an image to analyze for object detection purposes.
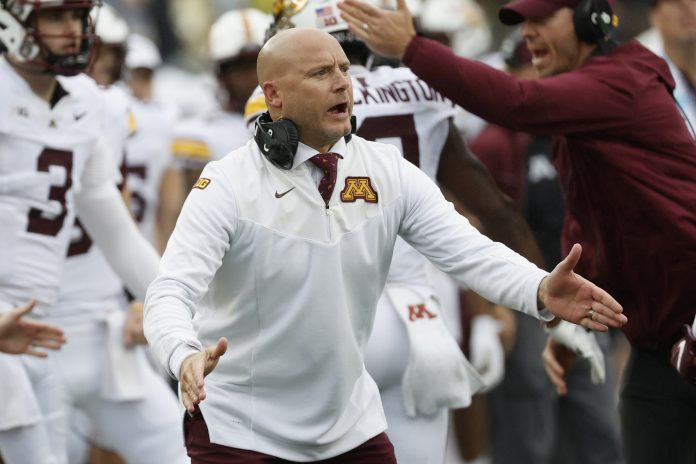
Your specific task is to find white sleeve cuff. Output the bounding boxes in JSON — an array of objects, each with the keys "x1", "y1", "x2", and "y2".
[
  {"x1": 522, "y1": 269, "x2": 552, "y2": 320},
  {"x1": 168, "y1": 341, "x2": 203, "y2": 380},
  {"x1": 538, "y1": 307, "x2": 555, "y2": 322}
]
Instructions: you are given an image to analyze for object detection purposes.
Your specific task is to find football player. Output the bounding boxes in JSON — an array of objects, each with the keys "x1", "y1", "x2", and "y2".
[
  {"x1": 122, "y1": 33, "x2": 182, "y2": 254},
  {"x1": 0, "y1": 1, "x2": 160, "y2": 462},
  {"x1": 42, "y1": 5, "x2": 188, "y2": 463}
]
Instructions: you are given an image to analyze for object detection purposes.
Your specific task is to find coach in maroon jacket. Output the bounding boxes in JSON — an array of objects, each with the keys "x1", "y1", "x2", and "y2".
[{"x1": 339, "y1": 0, "x2": 696, "y2": 463}]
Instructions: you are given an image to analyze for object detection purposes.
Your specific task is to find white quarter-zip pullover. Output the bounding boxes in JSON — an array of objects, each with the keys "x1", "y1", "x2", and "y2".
[{"x1": 144, "y1": 134, "x2": 548, "y2": 461}]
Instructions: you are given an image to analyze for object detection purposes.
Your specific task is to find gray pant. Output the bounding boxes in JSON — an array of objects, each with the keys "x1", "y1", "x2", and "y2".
[
  {"x1": 620, "y1": 348, "x2": 696, "y2": 464},
  {"x1": 489, "y1": 314, "x2": 624, "y2": 464}
]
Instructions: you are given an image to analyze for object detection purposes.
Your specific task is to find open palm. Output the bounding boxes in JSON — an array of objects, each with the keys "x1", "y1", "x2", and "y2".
[{"x1": 540, "y1": 244, "x2": 626, "y2": 331}]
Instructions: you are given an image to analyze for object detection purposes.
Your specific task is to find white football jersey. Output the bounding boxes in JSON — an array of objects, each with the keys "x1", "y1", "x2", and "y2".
[
  {"x1": 0, "y1": 57, "x2": 118, "y2": 311},
  {"x1": 171, "y1": 109, "x2": 249, "y2": 169},
  {"x1": 351, "y1": 65, "x2": 457, "y2": 179},
  {"x1": 351, "y1": 66, "x2": 458, "y2": 285},
  {"x1": 124, "y1": 95, "x2": 176, "y2": 242},
  {"x1": 53, "y1": 84, "x2": 132, "y2": 316}
]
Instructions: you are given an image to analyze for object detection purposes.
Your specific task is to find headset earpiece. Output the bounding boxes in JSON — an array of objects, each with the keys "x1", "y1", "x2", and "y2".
[
  {"x1": 253, "y1": 112, "x2": 299, "y2": 170},
  {"x1": 573, "y1": 0, "x2": 615, "y2": 47}
]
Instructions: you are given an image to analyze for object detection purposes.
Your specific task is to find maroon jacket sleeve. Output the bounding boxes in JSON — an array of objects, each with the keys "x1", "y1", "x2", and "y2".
[{"x1": 402, "y1": 36, "x2": 638, "y2": 136}]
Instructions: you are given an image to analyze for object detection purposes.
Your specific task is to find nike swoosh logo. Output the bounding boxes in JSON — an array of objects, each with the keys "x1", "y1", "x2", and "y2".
[
  {"x1": 74, "y1": 112, "x2": 86, "y2": 121},
  {"x1": 275, "y1": 187, "x2": 295, "y2": 198}
]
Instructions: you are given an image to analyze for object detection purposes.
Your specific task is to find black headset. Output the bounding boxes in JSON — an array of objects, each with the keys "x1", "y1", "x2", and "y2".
[
  {"x1": 573, "y1": 0, "x2": 617, "y2": 53},
  {"x1": 253, "y1": 112, "x2": 299, "y2": 170},
  {"x1": 253, "y1": 112, "x2": 357, "y2": 170}
]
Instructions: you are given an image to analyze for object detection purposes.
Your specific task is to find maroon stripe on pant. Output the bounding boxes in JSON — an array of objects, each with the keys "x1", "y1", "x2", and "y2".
[{"x1": 183, "y1": 407, "x2": 396, "y2": 464}]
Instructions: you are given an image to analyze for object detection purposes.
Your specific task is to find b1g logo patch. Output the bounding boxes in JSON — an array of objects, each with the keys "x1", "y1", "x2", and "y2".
[
  {"x1": 193, "y1": 178, "x2": 211, "y2": 190},
  {"x1": 340, "y1": 177, "x2": 378, "y2": 203}
]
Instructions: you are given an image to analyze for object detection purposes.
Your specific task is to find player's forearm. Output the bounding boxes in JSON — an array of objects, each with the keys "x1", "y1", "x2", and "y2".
[
  {"x1": 401, "y1": 161, "x2": 550, "y2": 319},
  {"x1": 156, "y1": 168, "x2": 185, "y2": 254},
  {"x1": 75, "y1": 182, "x2": 160, "y2": 299},
  {"x1": 436, "y1": 123, "x2": 546, "y2": 268}
]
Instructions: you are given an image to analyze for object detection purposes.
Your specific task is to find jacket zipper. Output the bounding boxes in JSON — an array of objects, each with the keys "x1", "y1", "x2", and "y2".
[{"x1": 325, "y1": 204, "x2": 331, "y2": 241}]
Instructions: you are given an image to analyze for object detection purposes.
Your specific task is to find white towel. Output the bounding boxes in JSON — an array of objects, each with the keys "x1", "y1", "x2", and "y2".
[
  {"x1": 384, "y1": 284, "x2": 485, "y2": 417},
  {"x1": 100, "y1": 310, "x2": 149, "y2": 401},
  {"x1": 0, "y1": 354, "x2": 42, "y2": 430}
]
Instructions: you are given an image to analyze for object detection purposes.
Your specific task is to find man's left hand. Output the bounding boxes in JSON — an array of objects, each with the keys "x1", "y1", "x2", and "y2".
[{"x1": 539, "y1": 243, "x2": 627, "y2": 331}]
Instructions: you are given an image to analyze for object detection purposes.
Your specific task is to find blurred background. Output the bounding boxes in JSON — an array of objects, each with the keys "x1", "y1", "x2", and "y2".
[
  {"x1": 108, "y1": 0, "x2": 654, "y2": 67},
  {"x1": 105, "y1": 0, "x2": 656, "y2": 116}
]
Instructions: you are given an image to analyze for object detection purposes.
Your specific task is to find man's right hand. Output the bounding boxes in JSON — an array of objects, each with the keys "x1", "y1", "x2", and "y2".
[
  {"x1": 338, "y1": 0, "x2": 416, "y2": 59},
  {"x1": 179, "y1": 337, "x2": 228, "y2": 413}
]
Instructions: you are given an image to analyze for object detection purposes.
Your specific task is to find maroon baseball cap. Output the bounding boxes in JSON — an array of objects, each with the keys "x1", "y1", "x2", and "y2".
[{"x1": 499, "y1": 0, "x2": 580, "y2": 25}]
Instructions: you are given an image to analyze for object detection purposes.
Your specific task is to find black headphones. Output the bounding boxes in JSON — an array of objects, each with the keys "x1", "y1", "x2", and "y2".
[
  {"x1": 253, "y1": 112, "x2": 299, "y2": 170},
  {"x1": 253, "y1": 111, "x2": 357, "y2": 170},
  {"x1": 573, "y1": 0, "x2": 617, "y2": 52}
]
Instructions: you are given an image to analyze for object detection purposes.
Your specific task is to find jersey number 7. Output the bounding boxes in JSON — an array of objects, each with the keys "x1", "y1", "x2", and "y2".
[{"x1": 357, "y1": 114, "x2": 420, "y2": 167}]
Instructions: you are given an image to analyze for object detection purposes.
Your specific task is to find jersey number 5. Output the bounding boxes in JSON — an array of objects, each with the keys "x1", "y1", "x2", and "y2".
[{"x1": 126, "y1": 164, "x2": 148, "y2": 223}]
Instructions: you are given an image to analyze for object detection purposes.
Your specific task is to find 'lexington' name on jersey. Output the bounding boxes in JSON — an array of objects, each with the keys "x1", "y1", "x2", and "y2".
[{"x1": 352, "y1": 75, "x2": 452, "y2": 106}]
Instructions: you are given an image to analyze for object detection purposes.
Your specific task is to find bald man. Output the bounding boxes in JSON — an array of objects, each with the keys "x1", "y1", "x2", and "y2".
[{"x1": 143, "y1": 28, "x2": 625, "y2": 463}]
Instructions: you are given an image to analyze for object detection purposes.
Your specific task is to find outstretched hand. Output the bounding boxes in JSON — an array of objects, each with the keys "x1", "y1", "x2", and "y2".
[
  {"x1": 539, "y1": 244, "x2": 627, "y2": 331},
  {"x1": 179, "y1": 337, "x2": 228, "y2": 413},
  {"x1": 338, "y1": 0, "x2": 416, "y2": 59},
  {"x1": 0, "y1": 299, "x2": 66, "y2": 357}
]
